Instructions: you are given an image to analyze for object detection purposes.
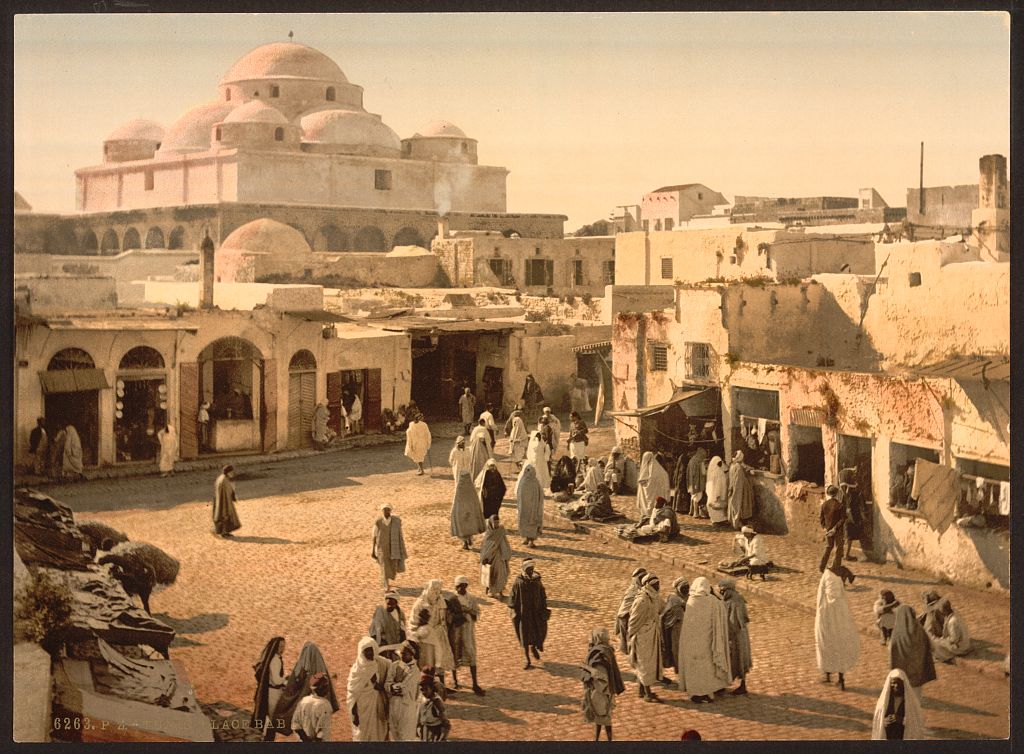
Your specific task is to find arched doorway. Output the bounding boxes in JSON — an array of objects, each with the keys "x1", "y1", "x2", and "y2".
[
  {"x1": 114, "y1": 346, "x2": 167, "y2": 462},
  {"x1": 288, "y1": 349, "x2": 317, "y2": 449},
  {"x1": 123, "y1": 227, "x2": 142, "y2": 250},
  {"x1": 314, "y1": 224, "x2": 348, "y2": 251},
  {"x1": 168, "y1": 226, "x2": 186, "y2": 250},
  {"x1": 353, "y1": 226, "x2": 386, "y2": 252},
  {"x1": 391, "y1": 226, "x2": 425, "y2": 248},
  {"x1": 82, "y1": 230, "x2": 99, "y2": 254},
  {"x1": 145, "y1": 227, "x2": 166, "y2": 249},
  {"x1": 101, "y1": 229, "x2": 120, "y2": 254},
  {"x1": 197, "y1": 337, "x2": 265, "y2": 453},
  {"x1": 41, "y1": 347, "x2": 106, "y2": 468}
]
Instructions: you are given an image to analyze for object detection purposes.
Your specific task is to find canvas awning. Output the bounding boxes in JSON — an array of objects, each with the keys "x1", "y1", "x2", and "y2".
[
  {"x1": 38, "y1": 369, "x2": 110, "y2": 394},
  {"x1": 571, "y1": 340, "x2": 612, "y2": 354},
  {"x1": 790, "y1": 407, "x2": 827, "y2": 426},
  {"x1": 608, "y1": 387, "x2": 719, "y2": 418}
]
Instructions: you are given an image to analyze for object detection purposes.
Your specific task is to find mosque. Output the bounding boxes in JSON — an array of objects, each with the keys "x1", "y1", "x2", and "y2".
[{"x1": 17, "y1": 41, "x2": 565, "y2": 255}]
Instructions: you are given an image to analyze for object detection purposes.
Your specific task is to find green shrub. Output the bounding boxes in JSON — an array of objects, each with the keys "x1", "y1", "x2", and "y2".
[{"x1": 14, "y1": 571, "x2": 74, "y2": 654}]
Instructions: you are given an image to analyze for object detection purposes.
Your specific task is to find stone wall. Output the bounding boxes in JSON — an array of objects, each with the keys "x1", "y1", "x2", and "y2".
[
  {"x1": 13, "y1": 642, "x2": 52, "y2": 742},
  {"x1": 906, "y1": 185, "x2": 978, "y2": 228},
  {"x1": 16, "y1": 275, "x2": 118, "y2": 313}
]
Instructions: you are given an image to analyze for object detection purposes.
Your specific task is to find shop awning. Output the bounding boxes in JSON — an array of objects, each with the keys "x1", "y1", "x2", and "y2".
[
  {"x1": 38, "y1": 369, "x2": 111, "y2": 394},
  {"x1": 608, "y1": 386, "x2": 719, "y2": 418},
  {"x1": 790, "y1": 407, "x2": 827, "y2": 426},
  {"x1": 571, "y1": 340, "x2": 612, "y2": 354}
]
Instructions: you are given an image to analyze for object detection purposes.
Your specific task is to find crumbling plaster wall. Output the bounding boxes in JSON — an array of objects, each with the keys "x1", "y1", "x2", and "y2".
[{"x1": 506, "y1": 332, "x2": 577, "y2": 416}]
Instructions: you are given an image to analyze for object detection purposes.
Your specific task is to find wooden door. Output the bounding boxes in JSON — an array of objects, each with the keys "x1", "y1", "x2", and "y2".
[
  {"x1": 364, "y1": 368, "x2": 382, "y2": 432},
  {"x1": 179, "y1": 362, "x2": 199, "y2": 459},
  {"x1": 261, "y1": 359, "x2": 277, "y2": 453},
  {"x1": 288, "y1": 372, "x2": 316, "y2": 448}
]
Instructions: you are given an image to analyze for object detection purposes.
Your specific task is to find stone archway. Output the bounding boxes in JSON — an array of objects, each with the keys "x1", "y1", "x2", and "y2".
[
  {"x1": 145, "y1": 227, "x2": 166, "y2": 249},
  {"x1": 101, "y1": 229, "x2": 120, "y2": 254},
  {"x1": 352, "y1": 226, "x2": 386, "y2": 252},
  {"x1": 392, "y1": 226, "x2": 425, "y2": 248}
]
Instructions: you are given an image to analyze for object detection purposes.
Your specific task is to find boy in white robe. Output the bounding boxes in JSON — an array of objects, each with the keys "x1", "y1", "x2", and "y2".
[
  {"x1": 815, "y1": 567, "x2": 860, "y2": 690},
  {"x1": 404, "y1": 415, "x2": 432, "y2": 475},
  {"x1": 293, "y1": 672, "x2": 334, "y2": 742},
  {"x1": 385, "y1": 643, "x2": 420, "y2": 741}
]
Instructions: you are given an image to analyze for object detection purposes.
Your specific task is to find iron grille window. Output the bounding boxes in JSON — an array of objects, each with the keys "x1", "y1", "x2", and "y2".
[
  {"x1": 660, "y1": 257, "x2": 673, "y2": 279},
  {"x1": 572, "y1": 259, "x2": 585, "y2": 286},
  {"x1": 685, "y1": 342, "x2": 712, "y2": 379},
  {"x1": 650, "y1": 343, "x2": 669, "y2": 371},
  {"x1": 488, "y1": 257, "x2": 514, "y2": 285},
  {"x1": 603, "y1": 260, "x2": 615, "y2": 285},
  {"x1": 525, "y1": 259, "x2": 553, "y2": 287},
  {"x1": 374, "y1": 169, "x2": 392, "y2": 190}
]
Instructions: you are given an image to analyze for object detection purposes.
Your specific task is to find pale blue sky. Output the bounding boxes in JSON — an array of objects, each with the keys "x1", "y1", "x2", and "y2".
[{"x1": 14, "y1": 12, "x2": 1010, "y2": 230}]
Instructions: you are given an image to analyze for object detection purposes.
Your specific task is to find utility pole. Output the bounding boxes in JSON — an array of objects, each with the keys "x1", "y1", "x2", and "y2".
[{"x1": 919, "y1": 141, "x2": 925, "y2": 216}]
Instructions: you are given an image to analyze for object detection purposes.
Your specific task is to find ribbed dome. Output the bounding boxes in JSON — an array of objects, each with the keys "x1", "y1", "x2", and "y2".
[
  {"x1": 222, "y1": 100, "x2": 289, "y2": 125},
  {"x1": 413, "y1": 120, "x2": 468, "y2": 138},
  {"x1": 220, "y1": 218, "x2": 311, "y2": 257},
  {"x1": 221, "y1": 42, "x2": 349, "y2": 85},
  {"x1": 300, "y1": 109, "x2": 401, "y2": 153},
  {"x1": 157, "y1": 101, "x2": 236, "y2": 155},
  {"x1": 106, "y1": 118, "x2": 165, "y2": 142}
]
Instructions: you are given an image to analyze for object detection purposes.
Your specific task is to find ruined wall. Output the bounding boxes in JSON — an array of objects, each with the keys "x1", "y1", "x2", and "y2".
[
  {"x1": 15, "y1": 276, "x2": 118, "y2": 313},
  {"x1": 506, "y1": 332, "x2": 578, "y2": 415},
  {"x1": 906, "y1": 185, "x2": 977, "y2": 228},
  {"x1": 432, "y1": 239, "x2": 476, "y2": 287}
]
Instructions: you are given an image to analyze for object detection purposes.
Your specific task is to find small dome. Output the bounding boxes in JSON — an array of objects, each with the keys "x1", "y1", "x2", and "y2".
[
  {"x1": 413, "y1": 120, "x2": 468, "y2": 138},
  {"x1": 300, "y1": 109, "x2": 401, "y2": 153},
  {"x1": 221, "y1": 42, "x2": 349, "y2": 85},
  {"x1": 157, "y1": 101, "x2": 236, "y2": 155},
  {"x1": 221, "y1": 219, "x2": 311, "y2": 257},
  {"x1": 222, "y1": 100, "x2": 289, "y2": 125},
  {"x1": 106, "y1": 118, "x2": 165, "y2": 142}
]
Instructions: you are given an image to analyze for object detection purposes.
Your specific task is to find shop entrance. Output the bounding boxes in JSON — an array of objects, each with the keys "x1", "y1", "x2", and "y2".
[
  {"x1": 198, "y1": 337, "x2": 264, "y2": 454},
  {"x1": 288, "y1": 350, "x2": 317, "y2": 449},
  {"x1": 115, "y1": 346, "x2": 168, "y2": 462},
  {"x1": 40, "y1": 347, "x2": 105, "y2": 467}
]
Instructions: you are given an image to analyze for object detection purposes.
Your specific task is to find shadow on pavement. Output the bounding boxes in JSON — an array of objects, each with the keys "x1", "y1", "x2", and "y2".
[
  {"x1": 546, "y1": 598, "x2": 598, "y2": 613},
  {"x1": 154, "y1": 611, "x2": 230, "y2": 634},
  {"x1": 225, "y1": 535, "x2": 303, "y2": 545},
  {"x1": 534, "y1": 544, "x2": 633, "y2": 562},
  {"x1": 704, "y1": 691, "x2": 872, "y2": 732},
  {"x1": 455, "y1": 686, "x2": 577, "y2": 715}
]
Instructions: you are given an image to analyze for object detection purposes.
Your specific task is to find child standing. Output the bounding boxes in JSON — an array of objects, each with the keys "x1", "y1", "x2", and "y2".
[{"x1": 873, "y1": 590, "x2": 900, "y2": 645}]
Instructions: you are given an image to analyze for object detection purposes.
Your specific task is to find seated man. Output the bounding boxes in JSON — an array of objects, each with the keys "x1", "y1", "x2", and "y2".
[
  {"x1": 615, "y1": 496, "x2": 679, "y2": 542},
  {"x1": 718, "y1": 525, "x2": 774, "y2": 578},
  {"x1": 604, "y1": 447, "x2": 626, "y2": 495},
  {"x1": 562, "y1": 483, "x2": 617, "y2": 521}
]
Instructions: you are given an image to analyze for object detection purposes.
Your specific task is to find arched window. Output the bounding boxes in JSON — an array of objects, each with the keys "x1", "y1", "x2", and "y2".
[
  {"x1": 225, "y1": 89, "x2": 232, "y2": 102},
  {"x1": 168, "y1": 226, "x2": 186, "y2": 250},
  {"x1": 326, "y1": 87, "x2": 336, "y2": 102},
  {"x1": 215, "y1": 126, "x2": 222, "y2": 141},
  {"x1": 352, "y1": 225, "x2": 386, "y2": 252},
  {"x1": 122, "y1": 227, "x2": 142, "y2": 250},
  {"x1": 289, "y1": 349, "x2": 317, "y2": 371},
  {"x1": 145, "y1": 227, "x2": 165, "y2": 249},
  {"x1": 119, "y1": 346, "x2": 165, "y2": 370},
  {"x1": 392, "y1": 226, "x2": 425, "y2": 248},
  {"x1": 48, "y1": 348, "x2": 95, "y2": 371},
  {"x1": 82, "y1": 230, "x2": 99, "y2": 254},
  {"x1": 253, "y1": 90, "x2": 260, "y2": 97},
  {"x1": 314, "y1": 224, "x2": 348, "y2": 251},
  {"x1": 101, "y1": 229, "x2": 120, "y2": 254},
  {"x1": 274, "y1": 127, "x2": 284, "y2": 142},
  {"x1": 270, "y1": 85, "x2": 280, "y2": 98}
]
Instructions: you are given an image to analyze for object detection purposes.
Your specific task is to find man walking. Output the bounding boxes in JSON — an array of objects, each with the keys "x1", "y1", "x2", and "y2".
[
  {"x1": 479, "y1": 403, "x2": 498, "y2": 448},
  {"x1": 213, "y1": 464, "x2": 241, "y2": 538},
  {"x1": 29, "y1": 417, "x2": 48, "y2": 476},
  {"x1": 459, "y1": 387, "x2": 477, "y2": 436},
  {"x1": 819, "y1": 485, "x2": 847, "y2": 572},
  {"x1": 369, "y1": 590, "x2": 407, "y2": 648},
  {"x1": 372, "y1": 504, "x2": 408, "y2": 590},
  {"x1": 628, "y1": 573, "x2": 665, "y2": 702},
  {"x1": 448, "y1": 576, "x2": 485, "y2": 695},
  {"x1": 404, "y1": 413, "x2": 432, "y2": 476},
  {"x1": 509, "y1": 559, "x2": 550, "y2": 669}
]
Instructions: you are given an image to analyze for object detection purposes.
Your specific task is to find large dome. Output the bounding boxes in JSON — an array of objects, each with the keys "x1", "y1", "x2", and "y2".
[
  {"x1": 413, "y1": 120, "x2": 468, "y2": 139},
  {"x1": 300, "y1": 109, "x2": 401, "y2": 155},
  {"x1": 222, "y1": 100, "x2": 289, "y2": 125},
  {"x1": 220, "y1": 219, "x2": 311, "y2": 257},
  {"x1": 220, "y1": 42, "x2": 349, "y2": 85},
  {"x1": 106, "y1": 118, "x2": 165, "y2": 142},
  {"x1": 157, "y1": 101, "x2": 236, "y2": 156}
]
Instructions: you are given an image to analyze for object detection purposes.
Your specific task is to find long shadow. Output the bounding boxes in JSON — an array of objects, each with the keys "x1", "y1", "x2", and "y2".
[
  {"x1": 540, "y1": 660, "x2": 586, "y2": 681},
  {"x1": 925, "y1": 726, "x2": 998, "y2": 740},
  {"x1": 961, "y1": 639, "x2": 1006, "y2": 663},
  {"x1": 225, "y1": 535, "x2": 303, "y2": 545},
  {"x1": 451, "y1": 685, "x2": 578, "y2": 715},
  {"x1": 169, "y1": 635, "x2": 204, "y2": 649},
  {"x1": 546, "y1": 599, "x2": 598, "y2": 613},
  {"x1": 153, "y1": 612, "x2": 229, "y2": 634},
  {"x1": 444, "y1": 699, "x2": 526, "y2": 726},
  {"x1": 706, "y1": 691, "x2": 872, "y2": 733},
  {"x1": 856, "y1": 572, "x2": 942, "y2": 588},
  {"x1": 920, "y1": 695, "x2": 1000, "y2": 718},
  {"x1": 532, "y1": 544, "x2": 633, "y2": 562}
]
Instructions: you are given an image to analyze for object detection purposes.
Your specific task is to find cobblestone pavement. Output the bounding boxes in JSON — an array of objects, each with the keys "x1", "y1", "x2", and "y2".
[{"x1": 41, "y1": 422, "x2": 1009, "y2": 741}]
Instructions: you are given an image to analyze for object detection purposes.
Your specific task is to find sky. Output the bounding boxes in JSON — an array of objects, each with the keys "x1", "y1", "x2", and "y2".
[{"x1": 13, "y1": 12, "x2": 1010, "y2": 231}]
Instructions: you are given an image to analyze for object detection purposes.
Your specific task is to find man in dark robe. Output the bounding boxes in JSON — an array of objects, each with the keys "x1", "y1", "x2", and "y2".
[
  {"x1": 521, "y1": 374, "x2": 544, "y2": 415},
  {"x1": 251, "y1": 636, "x2": 287, "y2": 741},
  {"x1": 727, "y1": 452, "x2": 755, "y2": 530},
  {"x1": 686, "y1": 448, "x2": 708, "y2": 517},
  {"x1": 719, "y1": 578, "x2": 752, "y2": 695},
  {"x1": 614, "y1": 568, "x2": 646, "y2": 653},
  {"x1": 369, "y1": 591, "x2": 407, "y2": 651},
  {"x1": 272, "y1": 641, "x2": 340, "y2": 738},
  {"x1": 508, "y1": 559, "x2": 549, "y2": 669},
  {"x1": 213, "y1": 465, "x2": 241, "y2": 537}
]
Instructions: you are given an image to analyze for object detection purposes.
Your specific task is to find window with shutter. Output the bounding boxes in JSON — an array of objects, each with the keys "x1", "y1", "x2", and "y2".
[{"x1": 660, "y1": 257, "x2": 673, "y2": 279}]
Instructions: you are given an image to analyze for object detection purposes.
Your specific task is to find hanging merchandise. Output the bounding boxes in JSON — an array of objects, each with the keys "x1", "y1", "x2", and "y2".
[
  {"x1": 115, "y1": 401, "x2": 124, "y2": 410},
  {"x1": 115, "y1": 410, "x2": 123, "y2": 419},
  {"x1": 159, "y1": 401, "x2": 168, "y2": 410},
  {"x1": 158, "y1": 383, "x2": 167, "y2": 394},
  {"x1": 116, "y1": 379, "x2": 125, "y2": 389}
]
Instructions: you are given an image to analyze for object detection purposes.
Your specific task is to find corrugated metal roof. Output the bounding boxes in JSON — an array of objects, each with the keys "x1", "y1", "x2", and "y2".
[
  {"x1": 38, "y1": 369, "x2": 111, "y2": 394},
  {"x1": 790, "y1": 408, "x2": 827, "y2": 426}
]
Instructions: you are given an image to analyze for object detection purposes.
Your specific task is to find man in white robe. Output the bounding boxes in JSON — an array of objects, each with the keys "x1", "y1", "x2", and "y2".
[
  {"x1": 526, "y1": 432, "x2": 551, "y2": 491},
  {"x1": 515, "y1": 463, "x2": 545, "y2": 547},
  {"x1": 705, "y1": 456, "x2": 730, "y2": 526},
  {"x1": 293, "y1": 672, "x2": 334, "y2": 742},
  {"x1": 385, "y1": 643, "x2": 420, "y2": 741},
  {"x1": 479, "y1": 404, "x2": 499, "y2": 448},
  {"x1": 459, "y1": 387, "x2": 477, "y2": 435},
  {"x1": 157, "y1": 423, "x2": 177, "y2": 477},
  {"x1": 679, "y1": 577, "x2": 731, "y2": 703},
  {"x1": 449, "y1": 575, "x2": 485, "y2": 695},
  {"x1": 582, "y1": 459, "x2": 602, "y2": 494},
  {"x1": 542, "y1": 407, "x2": 562, "y2": 455},
  {"x1": 507, "y1": 409, "x2": 528, "y2": 467},
  {"x1": 62, "y1": 423, "x2": 85, "y2": 479},
  {"x1": 404, "y1": 415, "x2": 432, "y2": 475},
  {"x1": 815, "y1": 566, "x2": 860, "y2": 689},
  {"x1": 448, "y1": 436, "x2": 470, "y2": 479},
  {"x1": 451, "y1": 470, "x2": 486, "y2": 549},
  {"x1": 636, "y1": 452, "x2": 669, "y2": 520},
  {"x1": 628, "y1": 573, "x2": 665, "y2": 702},
  {"x1": 347, "y1": 637, "x2": 390, "y2": 742},
  {"x1": 468, "y1": 420, "x2": 493, "y2": 480},
  {"x1": 349, "y1": 394, "x2": 363, "y2": 435}
]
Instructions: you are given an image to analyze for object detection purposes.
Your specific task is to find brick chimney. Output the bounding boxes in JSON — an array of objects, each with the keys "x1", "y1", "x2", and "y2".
[
  {"x1": 199, "y1": 232, "x2": 215, "y2": 309},
  {"x1": 437, "y1": 216, "x2": 450, "y2": 241}
]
